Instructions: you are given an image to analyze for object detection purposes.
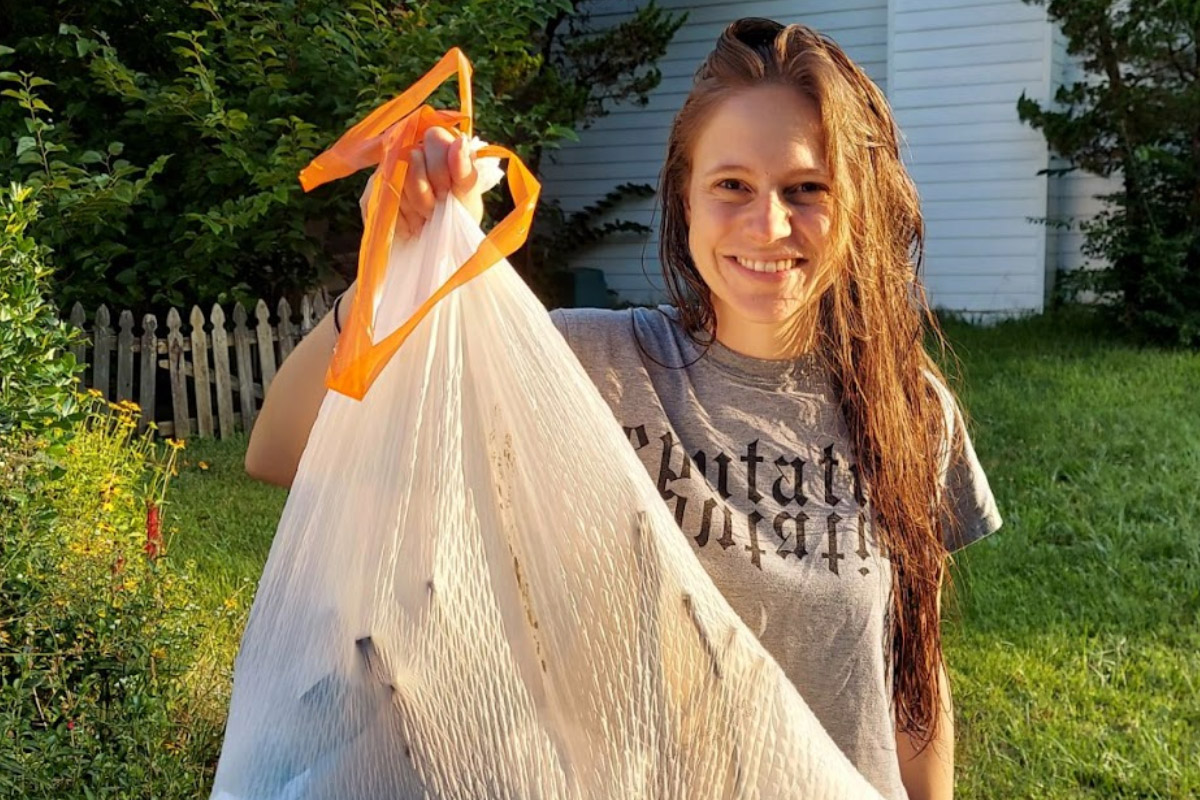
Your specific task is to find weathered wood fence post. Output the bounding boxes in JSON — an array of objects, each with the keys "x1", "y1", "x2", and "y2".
[{"x1": 66, "y1": 289, "x2": 332, "y2": 439}]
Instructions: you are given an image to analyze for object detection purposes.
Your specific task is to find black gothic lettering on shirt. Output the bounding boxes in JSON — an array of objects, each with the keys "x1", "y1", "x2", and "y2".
[
  {"x1": 696, "y1": 497, "x2": 735, "y2": 550},
  {"x1": 849, "y1": 462, "x2": 867, "y2": 506},
  {"x1": 638, "y1": 427, "x2": 879, "y2": 577},
  {"x1": 694, "y1": 497, "x2": 712, "y2": 548},
  {"x1": 665, "y1": 496, "x2": 686, "y2": 526},
  {"x1": 714, "y1": 452, "x2": 732, "y2": 499},
  {"x1": 772, "y1": 456, "x2": 808, "y2": 507},
  {"x1": 625, "y1": 424, "x2": 649, "y2": 450},
  {"x1": 773, "y1": 510, "x2": 809, "y2": 560},
  {"x1": 822, "y1": 512, "x2": 845, "y2": 575},
  {"x1": 694, "y1": 449, "x2": 733, "y2": 500},
  {"x1": 820, "y1": 444, "x2": 841, "y2": 506},
  {"x1": 741, "y1": 439, "x2": 765, "y2": 503},
  {"x1": 744, "y1": 510, "x2": 765, "y2": 568},
  {"x1": 715, "y1": 502, "x2": 736, "y2": 549},
  {"x1": 855, "y1": 511, "x2": 871, "y2": 575},
  {"x1": 657, "y1": 431, "x2": 690, "y2": 525}
]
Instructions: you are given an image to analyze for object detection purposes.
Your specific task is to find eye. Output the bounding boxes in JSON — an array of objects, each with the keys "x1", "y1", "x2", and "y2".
[
  {"x1": 791, "y1": 182, "x2": 828, "y2": 197},
  {"x1": 782, "y1": 182, "x2": 830, "y2": 204},
  {"x1": 715, "y1": 178, "x2": 746, "y2": 192}
]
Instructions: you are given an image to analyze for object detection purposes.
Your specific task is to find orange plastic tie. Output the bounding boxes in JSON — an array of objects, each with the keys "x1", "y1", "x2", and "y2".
[{"x1": 299, "y1": 48, "x2": 540, "y2": 400}]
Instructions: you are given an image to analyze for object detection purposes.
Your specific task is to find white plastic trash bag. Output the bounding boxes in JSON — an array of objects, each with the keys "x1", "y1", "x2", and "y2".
[{"x1": 210, "y1": 49, "x2": 886, "y2": 800}]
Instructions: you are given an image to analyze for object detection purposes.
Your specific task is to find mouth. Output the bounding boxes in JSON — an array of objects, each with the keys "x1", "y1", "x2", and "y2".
[{"x1": 724, "y1": 255, "x2": 807, "y2": 275}]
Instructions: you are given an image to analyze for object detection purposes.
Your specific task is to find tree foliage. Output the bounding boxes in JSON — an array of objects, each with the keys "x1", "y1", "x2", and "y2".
[
  {"x1": 1019, "y1": 0, "x2": 1200, "y2": 346},
  {"x1": 0, "y1": 183, "x2": 82, "y2": 438},
  {"x1": 0, "y1": 1, "x2": 683, "y2": 313}
]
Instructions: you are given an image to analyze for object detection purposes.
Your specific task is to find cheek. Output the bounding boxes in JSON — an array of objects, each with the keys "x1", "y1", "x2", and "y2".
[
  {"x1": 687, "y1": 205, "x2": 735, "y2": 273},
  {"x1": 799, "y1": 207, "x2": 833, "y2": 247},
  {"x1": 688, "y1": 199, "x2": 737, "y2": 237}
]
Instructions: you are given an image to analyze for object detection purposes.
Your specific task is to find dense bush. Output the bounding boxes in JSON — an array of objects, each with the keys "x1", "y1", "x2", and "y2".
[
  {"x1": 1020, "y1": 0, "x2": 1200, "y2": 346},
  {"x1": 0, "y1": 182, "x2": 82, "y2": 437},
  {"x1": 0, "y1": 0, "x2": 683, "y2": 312},
  {"x1": 0, "y1": 397, "x2": 220, "y2": 797}
]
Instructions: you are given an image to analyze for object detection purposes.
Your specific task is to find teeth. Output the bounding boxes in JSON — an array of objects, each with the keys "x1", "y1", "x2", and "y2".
[{"x1": 734, "y1": 256, "x2": 799, "y2": 273}]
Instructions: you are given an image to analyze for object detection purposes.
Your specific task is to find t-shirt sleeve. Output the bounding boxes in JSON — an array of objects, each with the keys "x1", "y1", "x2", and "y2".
[
  {"x1": 928, "y1": 374, "x2": 1003, "y2": 553},
  {"x1": 546, "y1": 307, "x2": 630, "y2": 379},
  {"x1": 941, "y1": 410, "x2": 1003, "y2": 552},
  {"x1": 549, "y1": 307, "x2": 572, "y2": 341}
]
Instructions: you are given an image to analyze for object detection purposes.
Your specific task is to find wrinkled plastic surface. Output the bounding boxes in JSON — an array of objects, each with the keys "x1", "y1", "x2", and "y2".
[{"x1": 209, "y1": 180, "x2": 887, "y2": 798}]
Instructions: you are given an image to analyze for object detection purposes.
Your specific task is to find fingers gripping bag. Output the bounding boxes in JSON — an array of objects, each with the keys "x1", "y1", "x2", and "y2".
[{"x1": 210, "y1": 49, "x2": 886, "y2": 800}]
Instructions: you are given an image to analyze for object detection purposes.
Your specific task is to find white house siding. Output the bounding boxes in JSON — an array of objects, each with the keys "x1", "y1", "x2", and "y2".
[
  {"x1": 888, "y1": 0, "x2": 1057, "y2": 316},
  {"x1": 538, "y1": 0, "x2": 890, "y2": 304}
]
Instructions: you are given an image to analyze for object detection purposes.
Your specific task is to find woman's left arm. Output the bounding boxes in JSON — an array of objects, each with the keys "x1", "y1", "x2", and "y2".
[
  {"x1": 896, "y1": 577, "x2": 955, "y2": 800},
  {"x1": 896, "y1": 660, "x2": 954, "y2": 800}
]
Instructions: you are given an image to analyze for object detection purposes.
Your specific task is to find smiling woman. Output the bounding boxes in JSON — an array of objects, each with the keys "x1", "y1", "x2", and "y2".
[
  {"x1": 638, "y1": 20, "x2": 1000, "y2": 799},
  {"x1": 244, "y1": 17, "x2": 1002, "y2": 800}
]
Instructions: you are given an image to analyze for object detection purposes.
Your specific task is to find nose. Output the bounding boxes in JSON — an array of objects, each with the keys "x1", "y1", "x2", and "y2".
[{"x1": 745, "y1": 191, "x2": 793, "y2": 243}]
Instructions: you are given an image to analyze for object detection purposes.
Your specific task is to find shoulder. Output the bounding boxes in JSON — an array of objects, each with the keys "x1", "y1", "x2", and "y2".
[
  {"x1": 550, "y1": 305, "x2": 686, "y2": 369},
  {"x1": 550, "y1": 305, "x2": 678, "y2": 337},
  {"x1": 549, "y1": 306, "x2": 632, "y2": 339}
]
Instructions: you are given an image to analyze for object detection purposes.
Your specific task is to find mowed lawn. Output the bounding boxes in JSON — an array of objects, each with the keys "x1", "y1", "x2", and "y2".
[{"x1": 167, "y1": 310, "x2": 1199, "y2": 798}]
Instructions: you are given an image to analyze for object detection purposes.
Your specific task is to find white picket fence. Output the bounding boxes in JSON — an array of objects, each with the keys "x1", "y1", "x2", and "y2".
[{"x1": 67, "y1": 290, "x2": 332, "y2": 439}]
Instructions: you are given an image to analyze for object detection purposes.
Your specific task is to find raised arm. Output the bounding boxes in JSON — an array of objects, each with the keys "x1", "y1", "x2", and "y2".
[
  {"x1": 244, "y1": 282, "x2": 355, "y2": 487},
  {"x1": 244, "y1": 128, "x2": 483, "y2": 488}
]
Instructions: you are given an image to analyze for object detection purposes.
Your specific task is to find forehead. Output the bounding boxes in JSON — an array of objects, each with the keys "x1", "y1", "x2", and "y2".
[{"x1": 690, "y1": 84, "x2": 827, "y2": 176}]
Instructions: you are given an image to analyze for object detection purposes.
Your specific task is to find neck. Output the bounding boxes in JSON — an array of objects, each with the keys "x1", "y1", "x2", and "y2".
[{"x1": 712, "y1": 305, "x2": 820, "y2": 360}]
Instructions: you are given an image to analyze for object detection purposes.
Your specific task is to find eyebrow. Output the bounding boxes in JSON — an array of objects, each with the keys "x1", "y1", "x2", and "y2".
[{"x1": 701, "y1": 163, "x2": 830, "y2": 180}]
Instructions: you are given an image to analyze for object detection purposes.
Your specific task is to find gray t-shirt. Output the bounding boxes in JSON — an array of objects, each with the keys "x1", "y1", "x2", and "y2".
[{"x1": 550, "y1": 305, "x2": 1002, "y2": 800}]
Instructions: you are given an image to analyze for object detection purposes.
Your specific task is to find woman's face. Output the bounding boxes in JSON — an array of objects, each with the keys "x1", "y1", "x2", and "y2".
[{"x1": 684, "y1": 84, "x2": 835, "y2": 347}]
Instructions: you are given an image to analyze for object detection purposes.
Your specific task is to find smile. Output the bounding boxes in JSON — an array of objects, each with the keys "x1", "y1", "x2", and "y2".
[{"x1": 726, "y1": 255, "x2": 806, "y2": 274}]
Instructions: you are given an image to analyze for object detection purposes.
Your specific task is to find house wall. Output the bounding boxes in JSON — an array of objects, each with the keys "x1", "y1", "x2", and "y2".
[
  {"x1": 887, "y1": 0, "x2": 1055, "y2": 316},
  {"x1": 538, "y1": 0, "x2": 890, "y2": 304}
]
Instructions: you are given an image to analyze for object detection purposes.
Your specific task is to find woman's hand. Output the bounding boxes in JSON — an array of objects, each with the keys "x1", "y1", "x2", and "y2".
[{"x1": 363, "y1": 127, "x2": 486, "y2": 240}]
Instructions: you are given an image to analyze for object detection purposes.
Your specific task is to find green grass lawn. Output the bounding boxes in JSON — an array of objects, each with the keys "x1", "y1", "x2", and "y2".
[{"x1": 168, "y1": 310, "x2": 1199, "y2": 798}]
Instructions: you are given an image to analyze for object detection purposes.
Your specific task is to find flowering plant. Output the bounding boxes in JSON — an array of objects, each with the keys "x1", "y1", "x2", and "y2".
[{"x1": 0, "y1": 393, "x2": 212, "y2": 796}]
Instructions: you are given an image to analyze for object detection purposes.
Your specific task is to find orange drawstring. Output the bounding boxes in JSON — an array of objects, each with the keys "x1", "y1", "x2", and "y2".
[{"x1": 299, "y1": 47, "x2": 540, "y2": 400}]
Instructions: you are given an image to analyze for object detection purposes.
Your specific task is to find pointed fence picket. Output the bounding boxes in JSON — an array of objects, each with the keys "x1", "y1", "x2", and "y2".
[{"x1": 65, "y1": 289, "x2": 335, "y2": 439}]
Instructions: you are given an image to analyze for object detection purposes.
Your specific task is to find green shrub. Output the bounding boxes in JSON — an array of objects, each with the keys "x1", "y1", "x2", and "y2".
[
  {"x1": 0, "y1": 397, "x2": 220, "y2": 798},
  {"x1": 0, "y1": 1, "x2": 683, "y2": 312},
  {"x1": 1019, "y1": 0, "x2": 1200, "y2": 346},
  {"x1": 0, "y1": 182, "x2": 83, "y2": 437}
]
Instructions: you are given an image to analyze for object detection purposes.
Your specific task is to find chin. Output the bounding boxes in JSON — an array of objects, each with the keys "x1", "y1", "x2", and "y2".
[{"x1": 722, "y1": 297, "x2": 808, "y2": 326}]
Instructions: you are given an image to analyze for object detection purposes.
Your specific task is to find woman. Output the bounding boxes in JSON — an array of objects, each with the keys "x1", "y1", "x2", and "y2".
[{"x1": 246, "y1": 18, "x2": 1001, "y2": 800}]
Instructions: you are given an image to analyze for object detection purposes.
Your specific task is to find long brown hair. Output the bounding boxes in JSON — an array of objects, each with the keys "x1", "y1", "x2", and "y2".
[{"x1": 659, "y1": 18, "x2": 958, "y2": 748}]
